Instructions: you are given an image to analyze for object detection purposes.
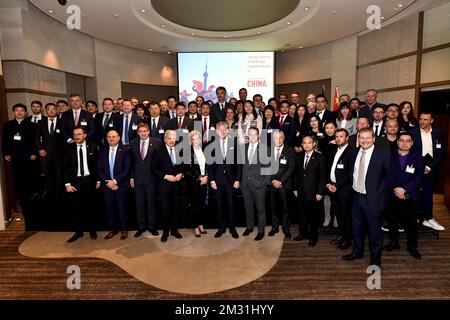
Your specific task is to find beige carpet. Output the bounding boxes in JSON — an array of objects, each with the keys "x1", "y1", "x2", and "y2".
[{"x1": 18, "y1": 227, "x2": 284, "y2": 294}]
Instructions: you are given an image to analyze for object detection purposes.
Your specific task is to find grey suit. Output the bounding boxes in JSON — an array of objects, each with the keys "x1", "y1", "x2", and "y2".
[
  {"x1": 241, "y1": 142, "x2": 271, "y2": 233},
  {"x1": 336, "y1": 118, "x2": 357, "y2": 136}
]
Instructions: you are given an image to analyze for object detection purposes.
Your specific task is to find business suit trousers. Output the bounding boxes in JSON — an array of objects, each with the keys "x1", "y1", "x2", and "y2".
[
  {"x1": 241, "y1": 184, "x2": 267, "y2": 233},
  {"x1": 103, "y1": 187, "x2": 128, "y2": 232},
  {"x1": 135, "y1": 183, "x2": 157, "y2": 231},
  {"x1": 41, "y1": 156, "x2": 62, "y2": 195},
  {"x1": 69, "y1": 176, "x2": 97, "y2": 233},
  {"x1": 298, "y1": 197, "x2": 322, "y2": 241},
  {"x1": 270, "y1": 187, "x2": 290, "y2": 231},
  {"x1": 422, "y1": 171, "x2": 436, "y2": 219},
  {"x1": 387, "y1": 199, "x2": 419, "y2": 249},
  {"x1": 215, "y1": 182, "x2": 235, "y2": 230},
  {"x1": 11, "y1": 159, "x2": 33, "y2": 202},
  {"x1": 159, "y1": 182, "x2": 180, "y2": 232},
  {"x1": 352, "y1": 193, "x2": 383, "y2": 266},
  {"x1": 330, "y1": 192, "x2": 352, "y2": 240}
]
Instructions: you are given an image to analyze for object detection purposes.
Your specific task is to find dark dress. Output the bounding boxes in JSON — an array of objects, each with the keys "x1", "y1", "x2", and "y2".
[{"x1": 185, "y1": 147, "x2": 208, "y2": 227}]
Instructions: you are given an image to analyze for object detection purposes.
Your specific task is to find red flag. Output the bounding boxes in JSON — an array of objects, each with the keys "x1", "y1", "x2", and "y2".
[{"x1": 333, "y1": 86, "x2": 339, "y2": 111}]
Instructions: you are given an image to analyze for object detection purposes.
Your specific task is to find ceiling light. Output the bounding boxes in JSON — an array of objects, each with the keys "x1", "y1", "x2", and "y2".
[
  {"x1": 148, "y1": 49, "x2": 152, "y2": 51},
  {"x1": 141, "y1": 9, "x2": 147, "y2": 13},
  {"x1": 299, "y1": 46, "x2": 303, "y2": 48},
  {"x1": 398, "y1": 4, "x2": 403, "y2": 8},
  {"x1": 304, "y1": 7, "x2": 309, "y2": 11},
  {"x1": 286, "y1": 22, "x2": 291, "y2": 25},
  {"x1": 381, "y1": 16, "x2": 385, "y2": 19},
  {"x1": 168, "y1": 51, "x2": 171, "y2": 54},
  {"x1": 48, "y1": 10, "x2": 53, "y2": 13},
  {"x1": 114, "y1": 13, "x2": 119, "y2": 17},
  {"x1": 191, "y1": 33, "x2": 195, "y2": 36},
  {"x1": 161, "y1": 24, "x2": 166, "y2": 28},
  {"x1": 332, "y1": 10, "x2": 337, "y2": 14},
  {"x1": 224, "y1": 35, "x2": 228, "y2": 38},
  {"x1": 257, "y1": 31, "x2": 261, "y2": 35}
]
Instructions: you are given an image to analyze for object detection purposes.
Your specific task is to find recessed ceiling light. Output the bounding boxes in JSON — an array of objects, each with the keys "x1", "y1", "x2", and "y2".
[
  {"x1": 332, "y1": 10, "x2": 337, "y2": 14},
  {"x1": 257, "y1": 31, "x2": 261, "y2": 35},
  {"x1": 304, "y1": 7, "x2": 309, "y2": 11},
  {"x1": 48, "y1": 10, "x2": 53, "y2": 13},
  {"x1": 114, "y1": 13, "x2": 119, "y2": 17},
  {"x1": 286, "y1": 22, "x2": 291, "y2": 25},
  {"x1": 191, "y1": 33, "x2": 195, "y2": 36},
  {"x1": 168, "y1": 51, "x2": 171, "y2": 54},
  {"x1": 148, "y1": 49, "x2": 152, "y2": 51},
  {"x1": 381, "y1": 16, "x2": 385, "y2": 19},
  {"x1": 398, "y1": 4, "x2": 403, "y2": 8},
  {"x1": 224, "y1": 35, "x2": 228, "y2": 38},
  {"x1": 281, "y1": 50, "x2": 285, "y2": 52},
  {"x1": 141, "y1": 9, "x2": 147, "y2": 13},
  {"x1": 161, "y1": 24, "x2": 166, "y2": 28},
  {"x1": 299, "y1": 46, "x2": 303, "y2": 48}
]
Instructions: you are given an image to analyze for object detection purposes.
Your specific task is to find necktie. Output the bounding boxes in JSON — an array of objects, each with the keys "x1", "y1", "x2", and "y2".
[
  {"x1": 221, "y1": 140, "x2": 226, "y2": 160},
  {"x1": 249, "y1": 144, "x2": 255, "y2": 164},
  {"x1": 356, "y1": 151, "x2": 366, "y2": 192},
  {"x1": 171, "y1": 111, "x2": 175, "y2": 119},
  {"x1": 375, "y1": 125, "x2": 379, "y2": 136},
  {"x1": 103, "y1": 113, "x2": 110, "y2": 128},
  {"x1": 169, "y1": 148, "x2": 175, "y2": 166},
  {"x1": 50, "y1": 119, "x2": 54, "y2": 134},
  {"x1": 203, "y1": 117, "x2": 208, "y2": 143},
  {"x1": 152, "y1": 118, "x2": 157, "y2": 133},
  {"x1": 279, "y1": 116, "x2": 284, "y2": 127},
  {"x1": 140, "y1": 141, "x2": 146, "y2": 160},
  {"x1": 178, "y1": 117, "x2": 182, "y2": 129},
  {"x1": 220, "y1": 103, "x2": 224, "y2": 111},
  {"x1": 33, "y1": 116, "x2": 38, "y2": 123},
  {"x1": 74, "y1": 111, "x2": 79, "y2": 126},
  {"x1": 109, "y1": 148, "x2": 116, "y2": 179},
  {"x1": 79, "y1": 145, "x2": 85, "y2": 176},
  {"x1": 304, "y1": 154, "x2": 310, "y2": 169},
  {"x1": 124, "y1": 115, "x2": 129, "y2": 144},
  {"x1": 276, "y1": 148, "x2": 281, "y2": 162}
]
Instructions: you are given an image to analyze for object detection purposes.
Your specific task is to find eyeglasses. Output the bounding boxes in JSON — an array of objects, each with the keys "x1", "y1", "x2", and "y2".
[{"x1": 398, "y1": 139, "x2": 412, "y2": 143}]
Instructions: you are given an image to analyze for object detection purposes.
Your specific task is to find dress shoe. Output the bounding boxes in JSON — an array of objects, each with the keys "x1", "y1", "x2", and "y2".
[
  {"x1": 148, "y1": 228, "x2": 159, "y2": 236},
  {"x1": 254, "y1": 232, "x2": 265, "y2": 241},
  {"x1": 67, "y1": 232, "x2": 83, "y2": 243},
  {"x1": 171, "y1": 230, "x2": 183, "y2": 239},
  {"x1": 199, "y1": 226, "x2": 207, "y2": 234},
  {"x1": 308, "y1": 239, "x2": 317, "y2": 247},
  {"x1": 230, "y1": 228, "x2": 239, "y2": 239},
  {"x1": 407, "y1": 247, "x2": 422, "y2": 260},
  {"x1": 284, "y1": 231, "x2": 292, "y2": 240},
  {"x1": 293, "y1": 234, "x2": 308, "y2": 241},
  {"x1": 134, "y1": 230, "x2": 145, "y2": 238},
  {"x1": 242, "y1": 228, "x2": 253, "y2": 236},
  {"x1": 194, "y1": 228, "x2": 201, "y2": 238},
  {"x1": 161, "y1": 232, "x2": 169, "y2": 243},
  {"x1": 104, "y1": 231, "x2": 118, "y2": 240},
  {"x1": 343, "y1": 252, "x2": 363, "y2": 261},
  {"x1": 214, "y1": 229, "x2": 226, "y2": 238},
  {"x1": 120, "y1": 231, "x2": 128, "y2": 240},
  {"x1": 337, "y1": 240, "x2": 351, "y2": 250},
  {"x1": 330, "y1": 236, "x2": 342, "y2": 245},
  {"x1": 89, "y1": 231, "x2": 97, "y2": 240},
  {"x1": 383, "y1": 241, "x2": 400, "y2": 251},
  {"x1": 268, "y1": 228, "x2": 279, "y2": 237}
]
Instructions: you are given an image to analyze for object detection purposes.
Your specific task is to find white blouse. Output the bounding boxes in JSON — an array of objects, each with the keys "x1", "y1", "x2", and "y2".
[{"x1": 194, "y1": 147, "x2": 206, "y2": 176}]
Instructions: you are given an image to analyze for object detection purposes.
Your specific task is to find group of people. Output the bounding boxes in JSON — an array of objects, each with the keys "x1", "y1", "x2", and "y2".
[{"x1": 1, "y1": 86, "x2": 446, "y2": 268}]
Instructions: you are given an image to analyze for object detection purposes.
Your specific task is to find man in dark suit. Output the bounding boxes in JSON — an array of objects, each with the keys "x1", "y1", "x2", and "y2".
[
  {"x1": 211, "y1": 86, "x2": 234, "y2": 122},
  {"x1": 384, "y1": 132, "x2": 424, "y2": 259},
  {"x1": 187, "y1": 100, "x2": 200, "y2": 120},
  {"x1": 161, "y1": 96, "x2": 178, "y2": 119},
  {"x1": 152, "y1": 130, "x2": 185, "y2": 242},
  {"x1": 326, "y1": 128, "x2": 354, "y2": 250},
  {"x1": 63, "y1": 127, "x2": 99, "y2": 243},
  {"x1": 113, "y1": 99, "x2": 141, "y2": 147},
  {"x1": 240, "y1": 127, "x2": 271, "y2": 240},
  {"x1": 315, "y1": 94, "x2": 336, "y2": 129},
  {"x1": 35, "y1": 103, "x2": 65, "y2": 196},
  {"x1": 168, "y1": 102, "x2": 194, "y2": 132},
  {"x1": 194, "y1": 101, "x2": 217, "y2": 147},
  {"x1": 348, "y1": 116, "x2": 370, "y2": 148},
  {"x1": 130, "y1": 123, "x2": 162, "y2": 237},
  {"x1": 411, "y1": 111, "x2": 445, "y2": 231},
  {"x1": 2, "y1": 103, "x2": 38, "y2": 205},
  {"x1": 148, "y1": 102, "x2": 170, "y2": 140},
  {"x1": 208, "y1": 121, "x2": 241, "y2": 239},
  {"x1": 28, "y1": 100, "x2": 43, "y2": 124},
  {"x1": 276, "y1": 100, "x2": 296, "y2": 147},
  {"x1": 269, "y1": 130, "x2": 296, "y2": 239},
  {"x1": 371, "y1": 106, "x2": 386, "y2": 138},
  {"x1": 365, "y1": 89, "x2": 386, "y2": 123},
  {"x1": 94, "y1": 98, "x2": 117, "y2": 147},
  {"x1": 343, "y1": 128, "x2": 392, "y2": 267},
  {"x1": 294, "y1": 135, "x2": 326, "y2": 247},
  {"x1": 61, "y1": 94, "x2": 95, "y2": 143},
  {"x1": 98, "y1": 129, "x2": 132, "y2": 240}
]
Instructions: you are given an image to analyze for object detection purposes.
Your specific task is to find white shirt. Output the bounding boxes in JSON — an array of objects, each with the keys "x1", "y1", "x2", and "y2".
[
  {"x1": 177, "y1": 116, "x2": 185, "y2": 127},
  {"x1": 420, "y1": 128, "x2": 433, "y2": 158},
  {"x1": 194, "y1": 147, "x2": 206, "y2": 176},
  {"x1": 77, "y1": 142, "x2": 90, "y2": 177},
  {"x1": 317, "y1": 110, "x2": 324, "y2": 120},
  {"x1": 47, "y1": 117, "x2": 57, "y2": 133},
  {"x1": 219, "y1": 101, "x2": 225, "y2": 111},
  {"x1": 220, "y1": 138, "x2": 228, "y2": 159},
  {"x1": 304, "y1": 151, "x2": 313, "y2": 168},
  {"x1": 151, "y1": 116, "x2": 160, "y2": 128},
  {"x1": 274, "y1": 145, "x2": 284, "y2": 161},
  {"x1": 166, "y1": 145, "x2": 176, "y2": 164},
  {"x1": 32, "y1": 114, "x2": 42, "y2": 123},
  {"x1": 340, "y1": 119, "x2": 347, "y2": 129},
  {"x1": 72, "y1": 109, "x2": 81, "y2": 121},
  {"x1": 103, "y1": 112, "x2": 112, "y2": 127},
  {"x1": 140, "y1": 138, "x2": 149, "y2": 159},
  {"x1": 372, "y1": 121, "x2": 383, "y2": 135},
  {"x1": 169, "y1": 109, "x2": 176, "y2": 119},
  {"x1": 352, "y1": 144, "x2": 375, "y2": 194},
  {"x1": 122, "y1": 113, "x2": 131, "y2": 142},
  {"x1": 330, "y1": 144, "x2": 348, "y2": 183},
  {"x1": 248, "y1": 141, "x2": 258, "y2": 161}
]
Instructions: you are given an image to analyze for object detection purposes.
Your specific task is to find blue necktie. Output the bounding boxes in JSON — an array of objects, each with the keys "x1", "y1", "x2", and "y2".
[
  {"x1": 169, "y1": 148, "x2": 175, "y2": 166},
  {"x1": 124, "y1": 115, "x2": 129, "y2": 144},
  {"x1": 109, "y1": 148, "x2": 115, "y2": 179}
]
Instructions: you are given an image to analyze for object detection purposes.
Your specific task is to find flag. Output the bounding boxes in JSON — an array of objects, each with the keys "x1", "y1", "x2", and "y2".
[{"x1": 333, "y1": 86, "x2": 339, "y2": 111}]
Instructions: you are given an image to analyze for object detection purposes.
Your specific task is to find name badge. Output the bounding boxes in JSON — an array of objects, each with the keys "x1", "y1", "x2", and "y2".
[
  {"x1": 337, "y1": 164, "x2": 344, "y2": 169},
  {"x1": 296, "y1": 131, "x2": 300, "y2": 137},
  {"x1": 406, "y1": 166, "x2": 415, "y2": 174},
  {"x1": 267, "y1": 129, "x2": 273, "y2": 133},
  {"x1": 80, "y1": 121, "x2": 87, "y2": 126},
  {"x1": 183, "y1": 129, "x2": 189, "y2": 133},
  {"x1": 280, "y1": 159, "x2": 287, "y2": 165},
  {"x1": 14, "y1": 135, "x2": 22, "y2": 141},
  {"x1": 159, "y1": 129, "x2": 164, "y2": 134},
  {"x1": 108, "y1": 123, "x2": 114, "y2": 127},
  {"x1": 317, "y1": 132, "x2": 323, "y2": 137},
  {"x1": 132, "y1": 124, "x2": 138, "y2": 130},
  {"x1": 210, "y1": 127, "x2": 215, "y2": 131},
  {"x1": 436, "y1": 144, "x2": 442, "y2": 149},
  {"x1": 56, "y1": 129, "x2": 61, "y2": 133}
]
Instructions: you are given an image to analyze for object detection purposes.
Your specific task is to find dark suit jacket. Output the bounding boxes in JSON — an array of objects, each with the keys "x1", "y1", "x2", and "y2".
[
  {"x1": 372, "y1": 120, "x2": 385, "y2": 137},
  {"x1": 162, "y1": 109, "x2": 177, "y2": 120},
  {"x1": 211, "y1": 102, "x2": 234, "y2": 122},
  {"x1": 390, "y1": 150, "x2": 424, "y2": 202},
  {"x1": 276, "y1": 115, "x2": 296, "y2": 147},
  {"x1": 61, "y1": 109, "x2": 95, "y2": 142},
  {"x1": 367, "y1": 102, "x2": 387, "y2": 122},
  {"x1": 194, "y1": 115, "x2": 217, "y2": 145},
  {"x1": 129, "y1": 137, "x2": 162, "y2": 185},
  {"x1": 97, "y1": 144, "x2": 132, "y2": 189},
  {"x1": 94, "y1": 112, "x2": 118, "y2": 146},
  {"x1": 113, "y1": 113, "x2": 142, "y2": 144},
  {"x1": 35, "y1": 116, "x2": 64, "y2": 157},
  {"x1": 241, "y1": 143, "x2": 271, "y2": 189},
  {"x1": 316, "y1": 109, "x2": 336, "y2": 128},
  {"x1": 207, "y1": 137, "x2": 242, "y2": 186},
  {"x1": 327, "y1": 144, "x2": 354, "y2": 197},
  {"x1": 295, "y1": 151, "x2": 326, "y2": 201},
  {"x1": 168, "y1": 116, "x2": 194, "y2": 132},
  {"x1": 271, "y1": 145, "x2": 296, "y2": 190},
  {"x1": 410, "y1": 127, "x2": 445, "y2": 171},
  {"x1": 1, "y1": 118, "x2": 37, "y2": 161},
  {"x1": 147, "y1": 116, "x2": 170, "y2": 140},
  {"x1": 63, "y1": 141, "x2": 99, "y2": 184},
  {"x1": 350, "y1": 146, "x2": 392, "y2": 212},
  {"x1": 151, "y1": 145, "x2": 185, "y2": 184}
]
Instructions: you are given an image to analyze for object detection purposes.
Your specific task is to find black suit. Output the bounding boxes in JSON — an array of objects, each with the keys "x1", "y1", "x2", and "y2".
[
  {"x1": 211, "y1": 102, "x2": 234, "y2": 122},
  {"x1": 63, "y1": 141, "x2": 99, "y2": 233},
  {"x1": 61, "y1": 109, "x2": 95, "y2": 142},
  {"x1": 316, "y1": 109, "x2": 336, "y2": 128},
  {"x1": 152, "y1": 145, "x2": 185, "y2": 233},
  {"x1": 168, "y1": 116, "x2": 194, "y2": 132},
  {"x1": 276, "y1": 115, "x2": 296, "y2": 147},
  {"x1": 327, "y1": 144, "x2": 354, "y2": 241},
  {"x1": 148, "y1": 116, "x2": 170, "y2": 140},
  {"x1": 185, "y1": 148, "x2": 208, "y2": 226},
  {"x1": 94, "y1": 112, "x2": 118, "y2": 147},
  {"x1": 208, "y1": 137, "x2": 242, "y2": 230},
  {"x1": 270, "y1": 145, "x2": 296, "y2": 232},
  {"x1": 367, "y1": 102, "x2": 387, "y2": 123},
  {"x1": 130, "y1": 137, "x2": 162, "y2": 231},
  {"x1": 295, "y1": 151, "x2": 326, "y2": 241},
  {"x1": 194, "y1": 115, "x2": 217, "y2": 147},
  {"x1": 113, "y1": 113, "x2": 141, "y2": 146}
]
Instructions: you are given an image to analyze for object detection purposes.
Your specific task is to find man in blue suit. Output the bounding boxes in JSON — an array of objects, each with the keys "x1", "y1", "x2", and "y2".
[
  {"x1": 343, "y1": 127, "x2": 392, "y2": 267},
  {"x1": 113, "y1": 99, "x2": 141, "y2": 147},
  {"x1": 98, "y1": 129, "x2": 132, "y2": 240},
  {"x1": 410, "y1": 111, "x2": 445, "y2": 231}
]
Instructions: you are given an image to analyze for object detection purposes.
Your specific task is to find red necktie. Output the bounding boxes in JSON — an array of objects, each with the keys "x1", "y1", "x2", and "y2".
[
  {"x1": 279, "y1": 115, "x2": 284, "y2": 127},
  {"x1": 203, "y1": 117, "x2": 208, "y2": 144},
  {"x1": 178, "y1": 117, "x2": 182, "y2": 129},
  {"x1": 74, "y1": 111, "x2": 79, "y2": 126},
  {"x1": 140, "y1": 141, "x2": 145, "y2": 160}
]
